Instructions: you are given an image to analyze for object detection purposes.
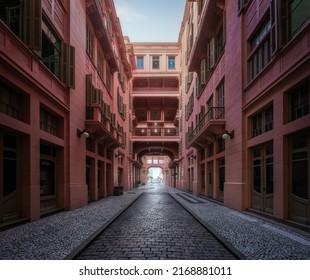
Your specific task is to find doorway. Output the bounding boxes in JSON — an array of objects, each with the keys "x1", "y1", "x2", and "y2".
[
  {"x1": 0, "y1": 132, "x2": 20, "y2": 223},
  {"x1": 289, "y1": 131, "x2": 310, "y2": 225},
  {"x1": 251, "y1": 142, "x2": 274, "y2": 214}
]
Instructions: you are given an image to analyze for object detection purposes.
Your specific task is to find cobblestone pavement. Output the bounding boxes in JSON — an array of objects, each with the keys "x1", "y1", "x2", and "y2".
[
  {"x1": 75, "y1": 192, "x2": 237, "y2": 260},
  {"x1": 0, "y1": 184, "x2": 309, "y2": 260}
]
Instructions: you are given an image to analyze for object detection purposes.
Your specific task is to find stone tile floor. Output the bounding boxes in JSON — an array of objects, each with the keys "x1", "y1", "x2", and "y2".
[{"x1": 0, "y1": 184, "x2": 309, "y2": 260}]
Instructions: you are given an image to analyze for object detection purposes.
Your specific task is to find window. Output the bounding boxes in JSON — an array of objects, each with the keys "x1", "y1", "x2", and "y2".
[
  {"x1": 271, "y1": 0, "x2": 310, "y2": 52},
  {"x1": 168, "y1": 56, "x2": 176, "y2": 69},
  {"x1": 207, "y1": 97, "x2": 213, "y2": 121},
  {"x1": 249, "y1": 19, "x2": 272, "y2": 80},
  {"x1": 238, "y1": 0, "x2": 250, "y2": 13},
  {"x1": 97, "y1": 48, "x2": 104, "y2": 78},
  {"x1": 217, "y1": 81, "x2": 224, "y2": 108},
  {"x1": 251, "y1": 142, "x2": 274, "y2": 212},
  {"x1": 42, "y1": 18, "x2": 75, "y2": 88},
  {"x1": 136, "y1": 56, "x2": 144, "y2": 69},
  {"x1": 251, "y1": 104, "x2": 273, "y2": 137},
  {"x1": 0, "y1": 0, "x2": 42, "y2": 50},
  {"x1": 290, "y1": 132, "x2": 309, "y2": 200},
  {"x1": 106, "y1": 68, "x2": 111, "y2": 92},
  {"x1": 215, "y1": 24, "x2": 225, "y2": 60},
  {"x1": 218, "y1": 158, "x2": 225, "y2": 197},
  {"x1": 218, "y1": 137, "x2": 225, "y2": 153},
  {"x1": 42, "y1": 20, "x2": 61, "y2": 79},
  {"x1": 40, "y1": 107, "x2": 58, "y2": 136},
  {"x1": 40, "y1": 143, "x2": 56, "y2": 197},
  {"x1": 288, "y1": 80, "x2": 309, "y2": 122},
  {"x1": 0, "y1": 83, "x2": 22, "y2": 120},
  {"x1": 86, "y1": 24, "x2": 94, "y2": 59},
  {"x1": 152, "y1": 56, "x2": 160, "y2": 69}
]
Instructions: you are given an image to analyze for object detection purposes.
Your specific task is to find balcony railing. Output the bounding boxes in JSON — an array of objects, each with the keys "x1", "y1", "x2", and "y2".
[
  {"x1": 187, "y1": 107, "x2": 225, "y2": 146},
  {"x1": 85, "y1": 105, "x2": 121, "y2": 148},
  {"x1": 132, "y1": 87, "x2": 179, "y2": 92},
  {"x1": 132, "y1": 128, "x2": 179, "y2": 137}
]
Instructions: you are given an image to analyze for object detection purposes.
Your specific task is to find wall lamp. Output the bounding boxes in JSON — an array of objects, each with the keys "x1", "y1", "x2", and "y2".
[
  {"x1": 77, "y1": 128, "x2": 89, "y2": 138},
  {"x1": 115, "y1": 153, "x2": 123, "y2": 159},
  {"x1": 222, "y1": 130, "x2": 234, "y2": 140}
]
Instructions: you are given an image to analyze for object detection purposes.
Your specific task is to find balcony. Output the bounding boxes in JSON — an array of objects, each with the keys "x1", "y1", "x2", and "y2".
[
  {"x1": 186, "y1": 107, "x2": 225, "y2": 148},
  {"x1": 132, "y1": 77, "x2": 179, "y2": 95},
  {"x1": 188, "y1": 0, "x2": 225, "y2": 72},
  {"x1": 131, "y1": 128, "x2": 179, "y2": 142},
  {"x1": 86, "y1": 0, "x2": 118, "y2": 73},
  {"x1": 85, "y1": 105, "x2": 121, "y2": 149}
]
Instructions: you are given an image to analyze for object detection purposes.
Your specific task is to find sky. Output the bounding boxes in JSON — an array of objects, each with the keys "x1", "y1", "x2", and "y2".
[{"x1": 114, "y1": 0, "x2": 186, "y2": 42}]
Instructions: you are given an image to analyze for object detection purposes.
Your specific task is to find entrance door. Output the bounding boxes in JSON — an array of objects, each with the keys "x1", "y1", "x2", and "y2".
[
  {"x1": 0, "y1": 132, "x2": 20, "y2": 223},
  {"x1": 289, "y1": 131, "x2": 310, "y2": 225},
  {"x1": 40, "y1": 143, "x2": 58, "y2": 212},
  {"x1": 218, "y1": 158, "x2": 225, "y2": 201},
  {"x1": 106, "y1": 163, "x2": 111, "y2": 195},
  {"x1": 251, "y1": 142, "x2": 273, "y2": 214},
  {"x1": 200, "y1": 163, "x2": 205, "y2": 195},
  {"x1": 188, "y1": 167, "x2": 193, "y2": 192},
  {"x1": 207, "y1": 161, "x2": 213, "y2": 197}
]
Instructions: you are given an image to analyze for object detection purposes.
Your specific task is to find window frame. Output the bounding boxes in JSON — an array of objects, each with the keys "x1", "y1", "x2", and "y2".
[
  {"x1": 152, "y1": 56, "x2": 160, "y2": 69},
  {"x1": 136, "y1": 56, "x2": 144, "y2": 69},
  {"x1": 168, "y1": 56, "x2": 176, "y2": 69}
]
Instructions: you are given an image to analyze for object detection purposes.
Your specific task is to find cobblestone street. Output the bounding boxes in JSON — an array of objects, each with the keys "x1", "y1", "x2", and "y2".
[{"x1": 75, "y1": 191, "x2": 237, "y2": 260}]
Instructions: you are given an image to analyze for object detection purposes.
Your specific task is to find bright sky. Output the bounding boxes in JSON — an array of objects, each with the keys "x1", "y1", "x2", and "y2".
[{"x1": 114, "y1": 0, "x2": 186, "y2": 42}]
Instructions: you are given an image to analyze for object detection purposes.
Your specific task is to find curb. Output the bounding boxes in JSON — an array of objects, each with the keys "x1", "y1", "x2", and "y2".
[
  {"x1": 169, "y1": 192, "x2": 247, "y2": 260},
  {"x1": 64, "y1": 192, "x2": 143, "y2": 260}
]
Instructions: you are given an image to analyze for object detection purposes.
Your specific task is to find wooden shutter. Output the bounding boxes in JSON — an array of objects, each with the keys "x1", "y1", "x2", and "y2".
[
  {"x1": 200, "y1": 59, "x2": 206, "y2": 85},
  {"x1": 69, "y1": 45, "x2": 75, "y2": 88},
  {"x1": 86, "y1": 75, "x2": 92, "y2": 106},
  {"x1": 61, "y1": 43, "x2": 75, "y2": 88},
  {"x1": 23, "y1": 0, "x2": 42, "y2": 51},
  {"x1": 209, "y1": 38, "x2": 215, "y2": 68}
]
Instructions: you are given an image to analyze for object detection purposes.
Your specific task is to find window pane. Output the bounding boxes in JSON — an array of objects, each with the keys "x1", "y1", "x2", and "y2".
[
  {"x1": 40, "y1": 160, "x2": 55, "y2": 196},
  {"x1": 290, "y1": 0, "x2": 310, "y2": 36},
  {"x1": 253, "y1": 165, "x2": 261, "y2": 193},
  {"x1": 292, "y1": 159, "x2": 308, "y2": 199},
  {"x1": 136, "y1": 56, "x2": 144, "y2": 69},
  {"x1": 3, "y1": 157, "x2": 17, "y2": 196},
  {"x1": 168, "y1": 56, "x2": 175, "y2": 69},
  {"x1": 152, "y1": 56, "x2": 160, "y2": 69}
]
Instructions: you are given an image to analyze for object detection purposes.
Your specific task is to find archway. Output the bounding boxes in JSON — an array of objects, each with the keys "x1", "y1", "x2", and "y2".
[{"x1": 148, "y1": 167, "x2": 163, "y2": 183}]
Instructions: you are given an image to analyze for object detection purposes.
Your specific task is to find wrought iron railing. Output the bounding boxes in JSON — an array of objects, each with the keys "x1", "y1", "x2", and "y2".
[{"x1": 187, "y1": 107, "x2": 225, "y2": 144}]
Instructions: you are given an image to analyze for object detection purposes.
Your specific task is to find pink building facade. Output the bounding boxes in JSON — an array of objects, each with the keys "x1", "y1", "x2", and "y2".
[
  {"x1": 0, "y1": 0, "x2": 132, "y2": 226},
  {"x1": 180, "y1": 0, "x2": 310, "y2": 227}
]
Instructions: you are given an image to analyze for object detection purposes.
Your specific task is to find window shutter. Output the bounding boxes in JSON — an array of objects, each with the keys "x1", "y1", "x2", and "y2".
[
  {"x1": 223, "y1": 11, "x2": 226, "y2": 45},
  {"x1": 209, "y1": 38, "x2": 215, "y2": 68},
  {"x1": 61, "y1": 43, "x2": 75, "y2": 88},
  {"x1": 270, "y1": 0, "x2": 279, "y2": 55},
  {"x1": 86, "y1": 75, "x2": 92, "y2": 106},
  {"x1": 111, "y1": 113, "x2": 115, "y2": 126},
  {"x1": 200, "y1": 59, "x2": 206, "y2": 85},
  {"x1": 69, "y1": 45, "x2": 75, "y2": 88},
  {"x1": 196, "y1": 75, "x2": 200, "y2": 97},
  {"x1": 23, "y1": 0, "x2": 42, "y2": 51}
]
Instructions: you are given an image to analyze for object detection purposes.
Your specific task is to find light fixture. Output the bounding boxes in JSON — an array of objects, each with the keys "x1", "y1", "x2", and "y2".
[
  {"x1": 222, "y1": 130, "x2": 234, "y2": 140},
  {"x1": 190, "y1": 154, "x2": 196, "y2": 160},
  {"x1": 77, "y1": 128, "x2": 89, "y2": 138},
  {"x1": 115, "y1": 153, "x2": 123, "y2": 159}
]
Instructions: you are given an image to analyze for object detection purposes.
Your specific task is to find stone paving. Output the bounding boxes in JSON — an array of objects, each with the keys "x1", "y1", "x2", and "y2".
[
  {"x1": 75, "y1": 192, "x2": 237, "y2": 260},
  {"x1": 0, "y1": 184, "x2": 309, "y2": 260}
]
